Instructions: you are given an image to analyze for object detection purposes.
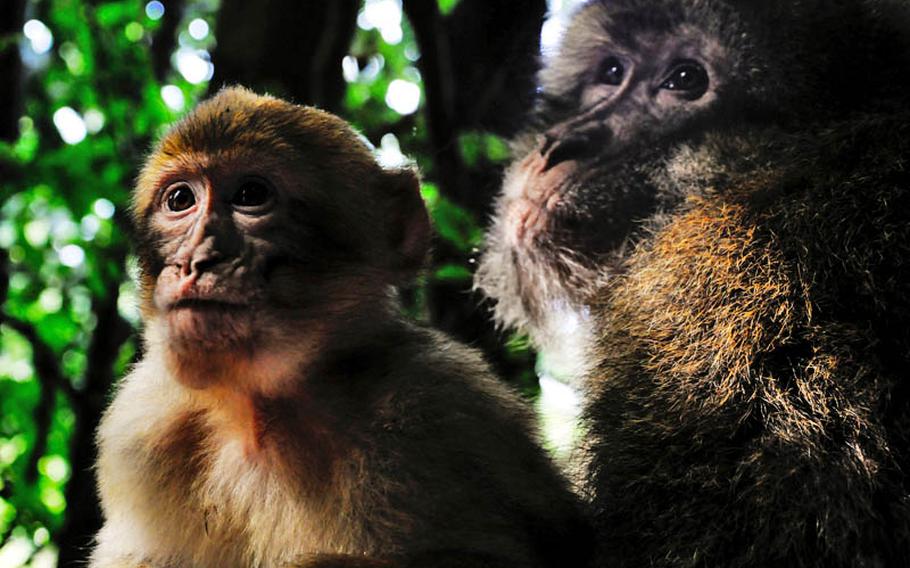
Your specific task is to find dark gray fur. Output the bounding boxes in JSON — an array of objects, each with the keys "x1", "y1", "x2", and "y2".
[{"x1": 477, "y1": 1, "x2": 910, "y2": 566}]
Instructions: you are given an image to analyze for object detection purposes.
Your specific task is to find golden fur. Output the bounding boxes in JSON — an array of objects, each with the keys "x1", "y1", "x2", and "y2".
[{"x1": 92, "y1": 88, "x2": 590, "y2": 568}]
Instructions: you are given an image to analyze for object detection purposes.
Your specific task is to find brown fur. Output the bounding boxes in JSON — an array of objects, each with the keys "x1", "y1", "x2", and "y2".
[
  {"x1": 92, "y1": 87, "x2": 591, "y2": 568},
  {"x1": 586, "y1": 121, "x2": 910, "y2": 566},
  {"x1": 475, "y1": 1, "x2": 910, "y2": 566}
]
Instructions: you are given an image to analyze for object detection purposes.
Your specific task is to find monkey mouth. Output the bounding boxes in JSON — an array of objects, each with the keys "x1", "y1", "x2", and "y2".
[
  {"x1": 503, "y1": 151, "x2": 580, "y2": 248},
  {"x1": 170, "y1": 298, "x2": 249, "y2": 312},
  {"x1": 165, "y1": 298, "x2": 256, "y2": 350},
  {"x1": 155, "y1": 265, "x2": 262, "y2": 313}
]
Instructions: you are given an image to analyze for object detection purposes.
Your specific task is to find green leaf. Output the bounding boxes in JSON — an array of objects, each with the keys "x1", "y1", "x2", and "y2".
[
  {"x1": 483, "y1": 133, "x2": 510, "y2": 162},
  {"x1": 95, "y1": 1, "x2": 138, "y2": 28},
  {"x1": 506, "y1": 333, "x2": 532, "y2": 354},
  {"x1": 433, "y1": 264, "x2": 472, "y2": 282},
  {"x1": 459, "y1": 131, "x2": 512, "y2": 166},
  {"x1": 426, "y1": 193, "x2": 484, "y2": 252},
  {"x1": 458, "y1": 132, "x2": 482, "y2": 167},
  {"x1": 438, "y1": 0, "x2": 461, "y2": 16}
]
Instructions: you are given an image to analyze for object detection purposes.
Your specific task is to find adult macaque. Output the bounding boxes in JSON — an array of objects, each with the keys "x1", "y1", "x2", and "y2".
[
  {"x1": 477, "y1": 0, "x2": 910, "y2": 565},
  {"x1": 91, "y1": 87, "x2": 590, "y2": 568}
]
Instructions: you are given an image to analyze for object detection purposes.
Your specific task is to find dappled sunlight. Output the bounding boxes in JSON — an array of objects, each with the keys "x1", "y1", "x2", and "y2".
[
  {"x1": 385, "y1": 78, "x2": 420, "y2": 115},
  {"x1": 358, "y1": 0, "x2": 404, "y2": 45},
  {"x1": 376, "y1": 132, "x2": 409, "y2": 167},
  {"x1": 23, "y1": 20, "x2": 53, "y2": 56},
  {"x1": 51, "y1": 108, "x2": 86, "y2": 145},
  {"x1": 160, "y1": 84, "x2": 185, "y2": 111},
  {"x1": 144, "y1": 1, "x2": 164, "y2": 20},
  {"x1": 174, "y1": 47, "x2": 213, "y2": 84},
  {"x1": 187, "y1": 18, "x2": 209, "y2": 41}
]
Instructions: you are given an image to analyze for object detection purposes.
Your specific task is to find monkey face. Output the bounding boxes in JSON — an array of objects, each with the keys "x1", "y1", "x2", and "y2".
[
  {"x1": 477, "y1": 0, "x2": 757, "y2": 340},
  {"x1": 133, "y1": 88, "x2": 429, "y2": 387},
  {"x1": 143, "y1": 160, "x2": 286, "y2": 353},
  {"x1": 510, "y1": 2, "x2": 745, "y2": 251},
  {"x1": 478, "y1": 0, "x2": 895, "y2": 343}
]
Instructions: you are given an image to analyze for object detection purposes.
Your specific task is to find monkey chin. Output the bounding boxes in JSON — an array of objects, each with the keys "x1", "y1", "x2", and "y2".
[
  {"x1": 168, "y1": 302, "x2": 254, "y2": 345},
  {"x1": 160, "y1": 304, "x2": 260, "y2": 389},
  {"x1": 476, "y1": 149, "x2": 605, "y2": 374},
  {"x1": 148, "y1": 303, "x2": 316, "y2": 396}
]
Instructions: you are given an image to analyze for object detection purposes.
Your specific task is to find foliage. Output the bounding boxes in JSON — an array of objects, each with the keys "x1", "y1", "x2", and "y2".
[{"x1": 0, "y1": 0, "x2": 176, "y2": 563}]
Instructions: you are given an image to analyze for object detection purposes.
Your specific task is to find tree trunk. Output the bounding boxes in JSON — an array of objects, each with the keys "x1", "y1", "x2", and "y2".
[
  {"x1": 211, "y1": 0, "x2": 359, "y2": 111},
  {"x1": 404, "y1": 0, "x2": 546, "y2": 387},
  {"x1": 0, "y1": 0, "x2": 25, "y2": 142}
]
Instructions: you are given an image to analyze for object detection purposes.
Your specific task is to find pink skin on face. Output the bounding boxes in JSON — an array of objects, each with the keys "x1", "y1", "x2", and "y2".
[
  {"x1": 504, "y1": 147, "x2": 578, "y2": 247},
  {"x1": 151, "y1": 176, "x2": 263, "y2": 350}
]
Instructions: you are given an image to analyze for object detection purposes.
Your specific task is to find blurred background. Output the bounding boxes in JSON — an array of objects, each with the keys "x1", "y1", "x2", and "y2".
[{"x1": 0, "y1": 0, "x2": 583, "y2": 565}]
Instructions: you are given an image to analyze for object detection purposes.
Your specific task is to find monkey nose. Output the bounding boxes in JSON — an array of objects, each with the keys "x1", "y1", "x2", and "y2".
[
  {"x1": 541, "y1": 126, "x2": 610, "y2": 170},
  {"x1": 178, "y1": 235, "x2": 228, "y2": 278},
  {"x1": 188, "y1": 252, "x2": 225, "y2": 276}
]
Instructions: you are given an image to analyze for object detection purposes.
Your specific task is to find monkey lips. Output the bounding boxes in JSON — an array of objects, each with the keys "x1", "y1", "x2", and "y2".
[
  {"x1": 154, "y1": 266, "x2": 259, "y2": 350},
  {"x1": 477, "y1": 136, "x2": 662, "y2": 341},
  {"x1": 501, "y1": 150, "x2": 579, "y2": 249},
  {"x1": 476, "y1": 146, "x2": 602, "y2": 340}
]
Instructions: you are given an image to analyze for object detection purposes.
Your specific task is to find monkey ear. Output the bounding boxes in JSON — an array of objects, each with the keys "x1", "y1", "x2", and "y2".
[{"x1": 380, "y1": 168, "x2": 431, "y2": 279}]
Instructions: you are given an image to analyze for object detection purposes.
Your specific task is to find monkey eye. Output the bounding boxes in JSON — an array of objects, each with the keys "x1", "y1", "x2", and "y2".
[
  {"x1": 165, "y1": 184, "x2": 196, "y2": 212},
  {"x1": 232, "y1": 180, "x2": 273, "y2": 211},
  {"x1": 597, "y1": 56, "x2": 625, "y2": 86},
  {"x1": 660, "y1": 60, "x2": 709, "y2": 100}
]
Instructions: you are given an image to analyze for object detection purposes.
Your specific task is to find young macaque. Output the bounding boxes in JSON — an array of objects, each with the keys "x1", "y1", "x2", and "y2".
[{"x1": 91, "y1": 87, "x2": 590, "y2": 568}]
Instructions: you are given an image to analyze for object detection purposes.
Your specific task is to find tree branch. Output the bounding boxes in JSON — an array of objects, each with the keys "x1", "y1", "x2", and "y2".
[
  {"x1": 0, "y1": 0, "x2": 25, "y2": 142},
  {"x1": 401, "y1": 0, "x2": 469, "y2": 209},
  {"x1": 151, "y1": 0, "x2": 185, "y2": 83},
  {"x1": 308, "y1": 0, "x2": 360, "y2": 110},
  {"x1": 0, "y1": 314, "x2": 80, "y2": 483},
  {"x1": 211, "y1": 0, "x2": 358, "y2": 112},
  {"x1": 447, "y1": 0, "x2": 546, "y2": 135}
]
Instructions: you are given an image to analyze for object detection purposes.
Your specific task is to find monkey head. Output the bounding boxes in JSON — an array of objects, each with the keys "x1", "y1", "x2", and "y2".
[
  {"x1": 476, "y1": 0, "x2": 910, "y2": 347},
  {"x1": 133, "y1": 87, "x2": 429, "y2": 390}
]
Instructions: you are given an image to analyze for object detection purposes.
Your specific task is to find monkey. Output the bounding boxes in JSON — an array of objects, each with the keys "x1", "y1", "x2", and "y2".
[
  {"x1": 475, "y1": 0, "x2": 910, "y2": 566},
  {"x1": 90, "y1": 87, "x2": 592, "y2": 568}
]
